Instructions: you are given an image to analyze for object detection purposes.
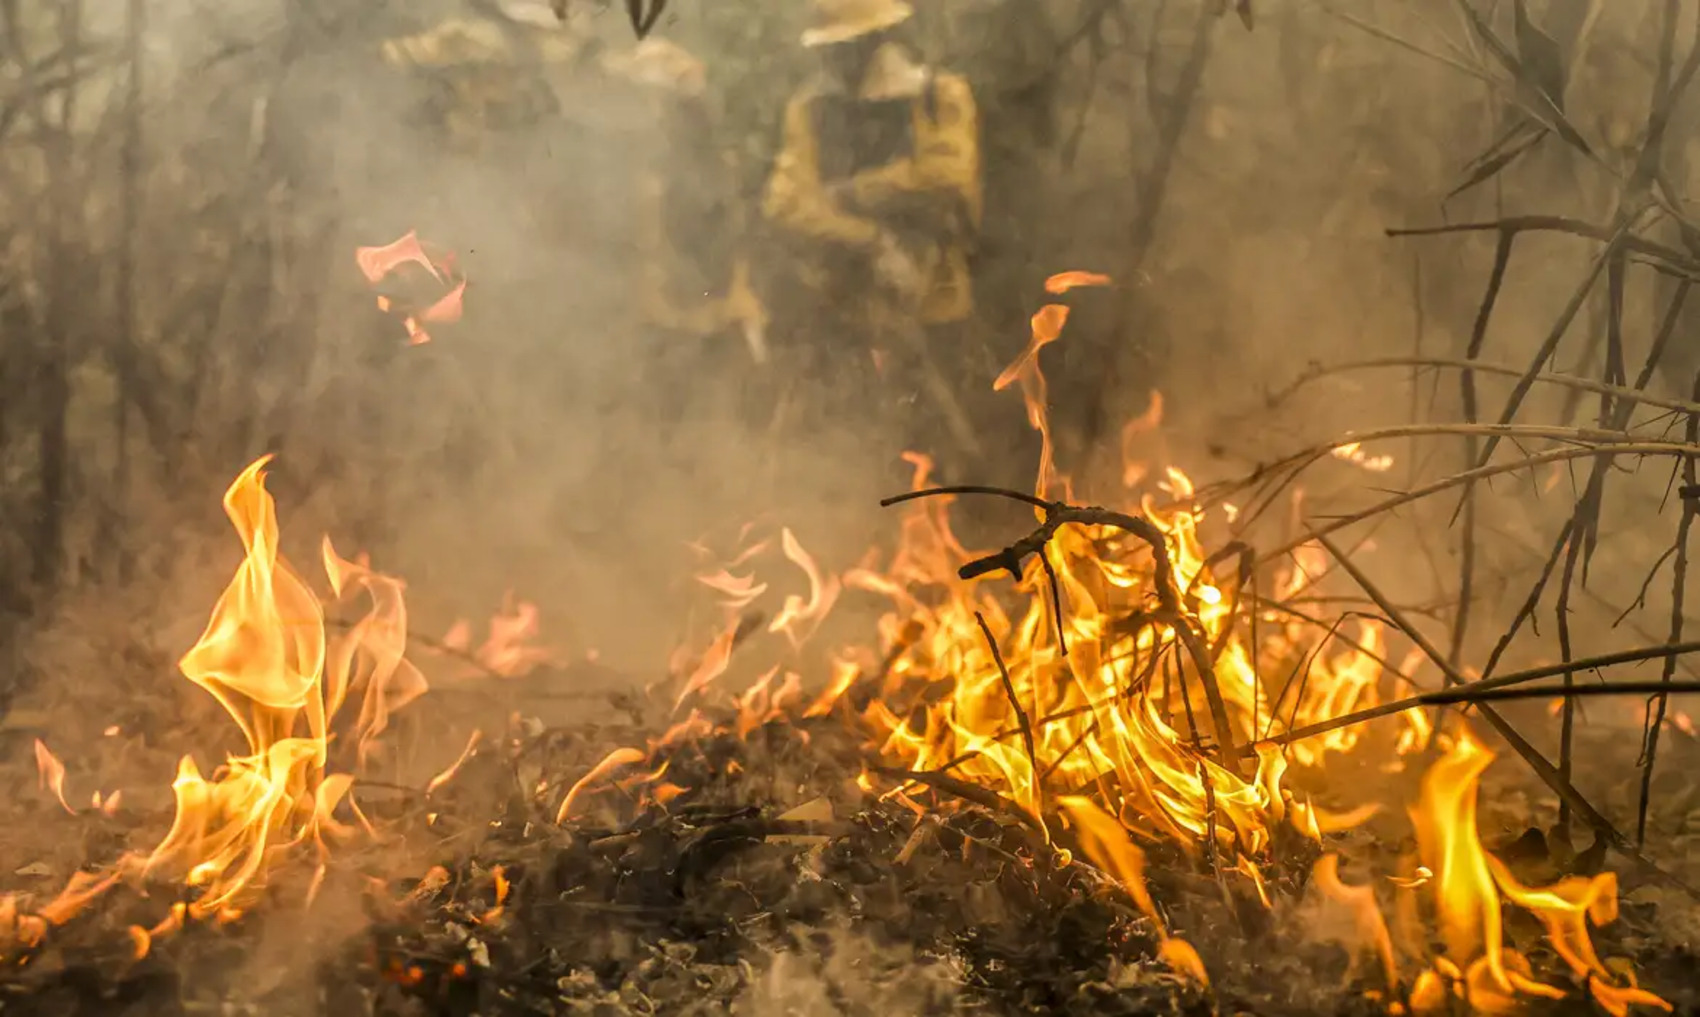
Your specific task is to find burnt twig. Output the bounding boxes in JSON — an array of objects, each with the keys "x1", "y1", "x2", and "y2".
[
  {"x1": 1311, "y1": 532, "x2": 1694, "y2": 897},
  {"x1": 975, "y1": 610, "x2": 1040, "y2": 808},
  {"x1": 1636, "y1": 376, "x2": 1700, "y2": 845},
  {"x1": 884, "y1": 485, "x2": 1244, "y2": 777}
]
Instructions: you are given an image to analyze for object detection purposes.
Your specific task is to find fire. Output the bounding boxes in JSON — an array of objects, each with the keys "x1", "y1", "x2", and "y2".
[
  {"x1": 135, "y1": 456, "x2": 426, "y2": 915},
  {"x1": 0, "y1": 262, "x2": 1674, "y2": 1011},
  {"x1": 2, "y1": 456, "x2": 427, "y2": 951},
  {"x1": 1405, "y1": 733, "x2": 1668, "y2": 1015},
  {"x1": 797, "y1": 277, "x2": 1428, "y2": 877},
  {"x1": 33, "y1": 739, "x2": 74, "y2": 816},
  {"x1": 355, "y1": 229, "x2": 466, "y2": 345},
  {"x1": 624, "y1": 267, "x2": 1672, "y2": 1005},
  {"x1": 1331, "y1": 441, "x2": 1396, "y2": 473},
  {"x1": 442, "y1": 593, "x2": 559, "y2": 678}
]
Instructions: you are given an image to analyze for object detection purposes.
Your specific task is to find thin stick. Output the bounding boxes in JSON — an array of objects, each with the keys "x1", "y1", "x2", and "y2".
[
  {"x1": 885, "y1": 484, "x2": 1245, "y2": 776},
  {"x1": 1292, "y1": 678, "x2": 1700, "y2": 710},
  {"x1": 1553, "y1": 525, "x2": 1583, "y2": 836},
  {"x1": 1039, "y1": 720, "x2": 1099, "y2": 783},
  {"x1": 1480, "y1": 520, "x2": 1574, "y2": 682},
  {"x1": 1039, "y1": 547, "x2": 1070, "y2": 657},
  {"x1": 976, "y1": 610, "x2": 1040, "y2": 807},
  {"x1": 1264, "y1": 356, "x2": 1700, "y2": 421},
  {"x1": 1476, "y1": 227, "x2": 1629, "y2": 469},
  {"x1": 1388, "y1": 216, "x2": 1700, "y2": 279},
  {"x1": 1249, "y1": 441, "x2": 1700, "y2": 568},
  {"x1": 1311, "y1": 532, "x2": 1655, "y2": 886},
  {"x1": 1636, "y1": 375, "x2": 1700, "y2": 845},
  {"x1": 1249, "y1": 639, "x2": 1700, "y2": 749},
  {"x1": 1448, "y1": 230, "x2": 1512, "y2": 668}
]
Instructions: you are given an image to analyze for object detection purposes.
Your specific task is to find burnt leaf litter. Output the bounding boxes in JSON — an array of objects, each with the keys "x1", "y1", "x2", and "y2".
[{"x1": 2, "y1": 679, "x2": 1698, "y2": 1017}]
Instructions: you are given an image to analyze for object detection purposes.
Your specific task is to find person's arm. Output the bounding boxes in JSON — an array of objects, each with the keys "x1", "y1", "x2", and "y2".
[
  {"x1": 763, "y1": 94, "x2": 885, "y2": 249},
  {"x1": 848, "y1": 74, "x2": 981, "y2": 227}
]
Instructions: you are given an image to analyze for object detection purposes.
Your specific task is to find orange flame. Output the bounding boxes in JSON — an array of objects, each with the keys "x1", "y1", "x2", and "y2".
[
  {"x1": 0, "y1": 455, "x2": 436, "y2": 940},
  {"x1": 1314, "y1": 853, "x2": 1399, "y2": 994},
  {"x1": 34, "y1": 739, "x2": 74, "y2": 815},
  {"x1": 356, "y1": 230, "x2": 465, "y2": 345},
  {"x1": 443, "y1": 594, "x2": 558, "y2": 678},
  {"x1": 767, "y1": 527, "x2": 842, "y2": 648},
  {"x1": 1408, "y1": 732, "x2": 1669, "y2": 1015}
]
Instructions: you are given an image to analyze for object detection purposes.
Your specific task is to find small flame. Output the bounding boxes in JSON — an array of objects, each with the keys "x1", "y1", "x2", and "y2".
[
  {"x1": 427, "y1": 730, "x2": 484, "y2": 795},
  {"x1": 355, "y1": 230, "x2": 466, "y2": 345},
  {"x1": 767, "y1": 528, "x2": 842, "y2": 648},
  {"x1": 1059, "y1": 796, "x2": 1208, "y2": 985},
  {"x1": 556, "y1": 746, "x2": 647, "y2": 823},
  {"x1": 1331, "y1": 441, "x2": 1395, "y2": 473},
  {"x1": 1314, "y1": 853, "x2": 1399, "y2": 993},
  {"x1": 1120, "y1": 391, "x2": 1165, "y2": 489},
  {"x1": 1044, "y1": 270, "x2": 1112, "y2": 294},
  {"x1": 1409, "y1": 732, "x2": 1670, "y2": 1015},
  {"x1": 443, "y1": 594, "x2": 559, "y2": 678},
  {"x1": 33, "y1": 739, "x2": 74, "y2": 815}
]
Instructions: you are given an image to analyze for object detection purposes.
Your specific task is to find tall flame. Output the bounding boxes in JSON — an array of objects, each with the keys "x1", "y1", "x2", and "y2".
[
  {"x1": 1406, "y1": 732, "x2": 1669, "y2": 1015},
  {"x1": 1, "y1": 456, "x2": 430, "y2": 946}
]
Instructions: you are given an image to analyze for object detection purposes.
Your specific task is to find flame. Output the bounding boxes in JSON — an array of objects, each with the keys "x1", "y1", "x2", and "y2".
[
  {"x1": 1059, "y1": 796, "x2": 1207, "y2": 984},
  {"x1": 0, "y1": 457, "x2": 429, "y2": 953},
  {"x1": 1044, "y1": 270, "x2": 1112, "y2": 294},
  {"x1": 994, "y1": 302, "x2": 1069, "y2": 499},
  {"x1": 356, "y1": 230, "x2": 466, "y2": 345},
  {"x1": 34, "y1": 739, "x2": 74, "y2": 815},
  {"x1": 1314, "y1": 853, "x2": 1399, "y2": 993},
  {"x1": 1407, "y1": 732, "x2": 1669, "y2": 1015},
  {"x1": 556, "y1": 746, "x2": 648, "y2": 823},
  {"x1": 767, "y1": 527, "x2": 842, "y2": 647},
  {"x1": 600, "y1": 273, "x2": 1669, "y2": 1005},
  {"x1": 1120, "y1": 391, "x2": 1165, "y2": 489},
  {"x1": 427, "y1": 730, "x2": 484, "y2": 795},
  {"x1": 1331, "y1": 442, "x2": 1395, "y2": 473},
  {"x1": 443, "y1": 594, "x2": 558, "y2": 677},
  {"x1": 658, "y1": 274, "x2": 1439, "y2": 903}
]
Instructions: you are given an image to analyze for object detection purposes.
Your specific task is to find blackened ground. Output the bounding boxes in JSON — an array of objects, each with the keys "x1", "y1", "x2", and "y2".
[{"x1": 3, "y1": 686, "x2": 1699, "y2": 1017}]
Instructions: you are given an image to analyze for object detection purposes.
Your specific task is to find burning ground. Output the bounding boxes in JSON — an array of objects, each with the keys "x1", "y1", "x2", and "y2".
[{"x1": 3, "y1": 275, "x2": 1700, "y2": 1017}]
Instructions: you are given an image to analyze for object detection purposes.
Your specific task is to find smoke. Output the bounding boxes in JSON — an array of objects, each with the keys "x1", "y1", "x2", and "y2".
[
  {"x1": 732, "y1": 921, "x2": 965, "y2": 1016},
  {"x1": 5, "y1": 0, "x2": 1698, "y2": 845}
]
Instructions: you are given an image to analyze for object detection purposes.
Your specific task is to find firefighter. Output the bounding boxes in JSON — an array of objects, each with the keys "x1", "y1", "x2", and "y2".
[
  {"x1": 379, "y1": 0, "x2": 587, "y2": 152},
  {"x1": 761, "y1": 0, "x2": 984, "y2": 462},
  {"x1": 599, "y1": 39, "x2": 767, "y2": 361}
]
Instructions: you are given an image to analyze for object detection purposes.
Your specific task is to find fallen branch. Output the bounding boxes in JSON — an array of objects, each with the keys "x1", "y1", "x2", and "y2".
[
  {"x1": 883, "y1": 485, "x2": 1244, "y2": 777},
  {"x1": 1312, "y1": 533, "x2": 1697, "y2": 899}
]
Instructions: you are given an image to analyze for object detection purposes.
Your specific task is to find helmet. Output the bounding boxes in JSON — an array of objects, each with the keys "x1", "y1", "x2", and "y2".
[
  {"x1": 600, "y1": 38, "x2": 707, "y2": 97},
  {"x1": 495, "y1": 0, "x2": 562, "y2": 28},
  {"x1": 801, "y1": 0, "x2": 914, "y2": 48}
]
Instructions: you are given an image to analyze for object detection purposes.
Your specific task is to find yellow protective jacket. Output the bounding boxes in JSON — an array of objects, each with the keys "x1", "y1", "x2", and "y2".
[
  {"x1": 380, "y1": 18, "x2": 582, "y2": 146},
  {"x1": 763, "y1": 51, "x2": 981, "y2": 326}
]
